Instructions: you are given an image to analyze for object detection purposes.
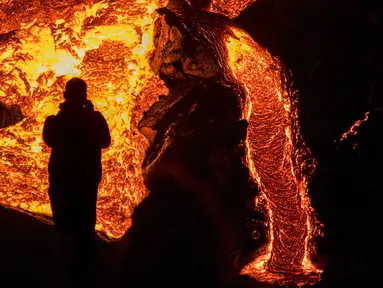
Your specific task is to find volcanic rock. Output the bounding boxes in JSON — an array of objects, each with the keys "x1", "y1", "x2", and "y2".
[{"x1": 0, "y1": 102, "x2": 23, "y2": 128}]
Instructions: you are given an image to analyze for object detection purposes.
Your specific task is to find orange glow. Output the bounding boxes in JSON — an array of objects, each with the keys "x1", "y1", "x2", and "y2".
[
  {"x1": 226, "y1": 27, "x2": 322, "y2": 285},
  {"x1": 339, "y1": 111, "x2": 369, "y2": 144},
  {"x1": 0, "y1": 0, "x2": 167, "y2": 238},
  {"x1": 210, "y1": 0, "x2": 257, "y2": 18},
  {"x1": 0, "y1": 1, "x2": 322, "y2": 285}
]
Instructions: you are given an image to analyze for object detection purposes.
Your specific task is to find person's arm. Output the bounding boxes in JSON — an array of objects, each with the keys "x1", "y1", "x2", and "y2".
[
  {"x1": 95, "y1": 112, "x2": 111, "y2": 149},
  {"x1": 42, "y1": 115, "x2": 57, "y2": 148}
]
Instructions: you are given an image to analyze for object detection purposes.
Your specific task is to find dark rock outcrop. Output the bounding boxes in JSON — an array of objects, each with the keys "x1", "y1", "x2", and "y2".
[
  {"x1": 0, "y1": 102, "x2": 23, "y2": 128},
  {"x1": 123, "y1": 5, "x2": 267, "y2": 288}
]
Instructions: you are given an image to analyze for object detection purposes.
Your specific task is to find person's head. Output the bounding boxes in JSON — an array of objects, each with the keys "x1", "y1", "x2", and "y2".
[{"x1": 64, "y1": 78, "x2": 87, "y2": 103}]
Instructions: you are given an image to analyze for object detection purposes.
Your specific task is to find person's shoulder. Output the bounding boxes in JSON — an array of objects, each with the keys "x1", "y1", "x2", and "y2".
[
  {"x1": 91, "y1": 110, "x2": 109, "y2": 126},
  {"x1": 45, "y1": 114, "x2": 57, "y2": 123},
  {"x1": 92, "y1": 110, "x2": 105, "y2": 119}
]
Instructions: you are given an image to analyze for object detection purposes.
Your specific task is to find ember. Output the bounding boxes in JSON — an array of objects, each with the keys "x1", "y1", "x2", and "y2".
[{"x1": 0, "y1": 0, "x2": 322, "y2": 285}]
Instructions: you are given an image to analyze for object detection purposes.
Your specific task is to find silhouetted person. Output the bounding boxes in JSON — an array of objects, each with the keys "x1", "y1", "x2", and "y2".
[{"x1": 43, "y1": 78, "x2": 111, "y2": 275}]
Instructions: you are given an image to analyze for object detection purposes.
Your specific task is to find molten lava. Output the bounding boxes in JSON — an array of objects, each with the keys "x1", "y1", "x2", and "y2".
[
  {"x1": 226, "y1": 27, "x2": 322, "y2": 285},
  {"x1": 0, "y1": 0, "x2": 168, "y2": 238},
  {"x1": 0, "y1": 0, "x2": 322, "y2": 285},
  {"x1": 339, "y1": 111, "x2": 370, "y2": 144}
]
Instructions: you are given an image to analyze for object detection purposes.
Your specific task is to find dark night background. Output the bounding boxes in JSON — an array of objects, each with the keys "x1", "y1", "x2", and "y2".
[{"x1": 1, "y1": 0, "x2": 382, "y2": 287}]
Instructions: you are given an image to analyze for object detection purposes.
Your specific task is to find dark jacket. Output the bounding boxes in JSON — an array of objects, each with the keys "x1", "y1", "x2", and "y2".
[{"x1": 43, "y1": 100, "x2": 111, "y2": 183}]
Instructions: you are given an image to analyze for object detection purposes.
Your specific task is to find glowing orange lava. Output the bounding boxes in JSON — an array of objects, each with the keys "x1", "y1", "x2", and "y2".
[
  {"x1": 0, "y1": 0, "x2": 168, "y2": 238},
  {"x1": 226, "y1": 27, "x2": 322, "y2": 285},
  {"x1": 0, "y1": 0, "x2": 322, "y2": 285},
  {"x1": 339, "y1": 111, "x2": 370, "y2": 144}
]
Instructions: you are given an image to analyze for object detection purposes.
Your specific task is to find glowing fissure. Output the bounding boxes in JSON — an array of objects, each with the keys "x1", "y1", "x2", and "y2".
[{"x1": 339, "y1": 111, "x2": 370, "y2": 144}]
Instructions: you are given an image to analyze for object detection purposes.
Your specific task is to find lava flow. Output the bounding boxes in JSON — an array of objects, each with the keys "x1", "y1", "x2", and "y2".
[
  {"x1": 226, "y1": 27, "x2": 322, "y2": 285},
  {"x1": 0, "y1": 0, "x2": 322, "y2": 285}
]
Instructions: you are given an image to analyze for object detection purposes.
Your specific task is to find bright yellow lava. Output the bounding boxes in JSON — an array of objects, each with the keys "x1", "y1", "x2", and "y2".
[{"x1": 0, "y1": 0, "x2": 167, "y2": 238}]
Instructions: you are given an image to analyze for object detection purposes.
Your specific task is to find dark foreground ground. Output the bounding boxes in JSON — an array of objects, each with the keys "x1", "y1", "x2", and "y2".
[
  {"x1": 0, "y1": 205, "x2": 275, "y2": 288},
  {"x1": 0, "y1": 205, "x2": 124, "y2": 288}
]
